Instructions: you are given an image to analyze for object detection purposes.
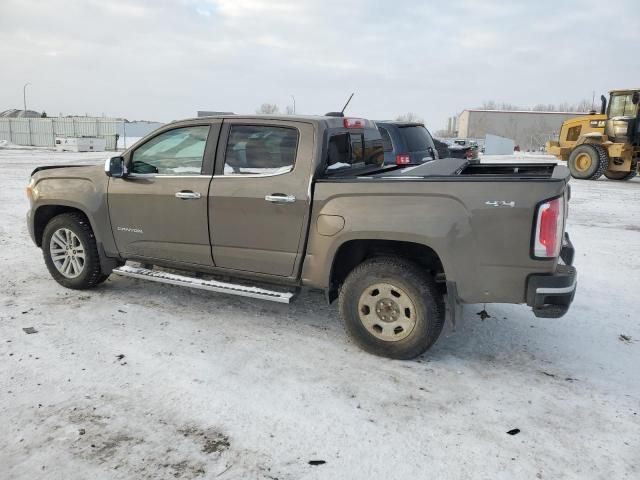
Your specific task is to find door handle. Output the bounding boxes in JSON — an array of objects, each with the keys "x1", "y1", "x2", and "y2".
[
  {"x1": 175, "y1": 191, "x2": 201, "y2": 199},
  {"x1": 265, "y1": 194, "x2": 296, "y2": 204}
]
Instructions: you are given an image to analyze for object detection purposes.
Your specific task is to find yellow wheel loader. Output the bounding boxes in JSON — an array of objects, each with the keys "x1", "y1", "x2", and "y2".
[{"x1": 546, "y1": 89, "x2": 640, "y2": 180}]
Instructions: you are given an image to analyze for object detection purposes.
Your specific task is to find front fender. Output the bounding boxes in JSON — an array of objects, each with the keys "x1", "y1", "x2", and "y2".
[{"x1": 29, "y1": 167, "x2": 118, "y2": 256}]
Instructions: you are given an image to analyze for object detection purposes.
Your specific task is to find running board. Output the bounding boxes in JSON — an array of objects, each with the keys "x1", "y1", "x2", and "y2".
[{"x1": 112, "y1": 265, "x2": 295, "y2": 304}]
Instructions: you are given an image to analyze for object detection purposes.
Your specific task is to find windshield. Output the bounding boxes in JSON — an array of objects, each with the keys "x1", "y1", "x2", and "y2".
[
  {"x1": 609, "y1": 93, "x2": 639, "y2": 117},
  {"x1": 399, "y1": 125, "x2": 433, "y2": 152}
]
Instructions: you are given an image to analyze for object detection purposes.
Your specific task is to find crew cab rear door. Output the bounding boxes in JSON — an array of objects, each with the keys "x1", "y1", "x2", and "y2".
[
  {"x1": 208, "y1": 119, "x2": 314, "y2": 277},
  {"x1": 107, "y1": 120, "x2": 220, "y2": 266}
]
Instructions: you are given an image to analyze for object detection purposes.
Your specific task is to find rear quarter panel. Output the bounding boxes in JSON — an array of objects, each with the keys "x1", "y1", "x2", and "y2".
[{"x1": 303, "y1": 178, "x2": 567, "y2": 304}]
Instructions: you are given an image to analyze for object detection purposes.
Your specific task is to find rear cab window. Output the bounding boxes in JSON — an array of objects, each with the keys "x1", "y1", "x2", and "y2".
[{"x1": 324, "y1": 128, "x2": 384, "y2": 175}]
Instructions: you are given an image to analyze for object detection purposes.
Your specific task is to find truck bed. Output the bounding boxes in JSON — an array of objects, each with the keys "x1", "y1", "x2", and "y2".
[
  {"x1": 308, "y1": 158, "x2": 570, "y2": 304},
  {"x1": 333, "y1": 158, "x2": 564, "y2": 181}
]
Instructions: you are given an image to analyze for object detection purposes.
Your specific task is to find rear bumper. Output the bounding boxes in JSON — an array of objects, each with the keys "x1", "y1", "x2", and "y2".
[{"x1": 526, "y1": 233, "x2": 577, "y2": 318}]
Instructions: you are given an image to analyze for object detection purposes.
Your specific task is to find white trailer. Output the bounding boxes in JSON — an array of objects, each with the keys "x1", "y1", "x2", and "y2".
[{"x1": 55, "y1": 137, "x2": 106, "y2": 152}]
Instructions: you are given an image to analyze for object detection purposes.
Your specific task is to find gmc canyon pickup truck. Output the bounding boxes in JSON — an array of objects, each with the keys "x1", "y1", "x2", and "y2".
[{"x1": 26, "y1": 115, "x2": 577, "y2": 359}]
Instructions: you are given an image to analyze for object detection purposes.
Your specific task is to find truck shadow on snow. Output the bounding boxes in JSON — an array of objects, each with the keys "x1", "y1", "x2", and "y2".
[{"x1": 101, "y1": 276, "x2": 553, "y2": 368}]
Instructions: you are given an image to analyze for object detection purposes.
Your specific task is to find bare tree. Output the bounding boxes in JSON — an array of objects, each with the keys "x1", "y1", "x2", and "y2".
[
  {"x1": 479, "y1": 99, "x2": 593, "y2": 112},
  {"x1": 395, "y1": 112, "x2": 423, "y2": 123},
  {"x1": 481, "y1": 100, "x2": 497, "y2": 110},
  {"x1": 434, "y1": 129, "x2": 455, "y2": 138},
  {"x1": 256, "y1": 103, "x2": 280, "y2": 114},
  {"x1": 574, "y1": 99, "x2": 592, "y2": 112}
]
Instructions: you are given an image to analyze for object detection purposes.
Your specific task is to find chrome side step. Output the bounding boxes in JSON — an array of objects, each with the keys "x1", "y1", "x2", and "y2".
[{"x1": 112, "y1": 265, "x2": 295, "y2": 304}]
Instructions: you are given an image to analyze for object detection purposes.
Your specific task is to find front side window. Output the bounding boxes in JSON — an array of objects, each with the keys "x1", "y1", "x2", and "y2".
[
  {"x1": 223, "y1": 125, "x2": 298, "y2": 175},
  {"x1": 131, "y1": 126, "x2": 210, "y2": 175}
]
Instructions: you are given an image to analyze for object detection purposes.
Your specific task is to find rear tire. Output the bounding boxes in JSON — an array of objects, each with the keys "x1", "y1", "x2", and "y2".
[
  {"x1": 568, "y1": 144, "x2": 609, "y2": 180},
  {"x1": 338, "y1": 257, "x2": 445, "y2": 360},
  {"x1": 42, "y1": 213, "x2": 108, "y2": 289},
  {"x1": 604, "y1": 168, "x2": 638, "y2": 181}
]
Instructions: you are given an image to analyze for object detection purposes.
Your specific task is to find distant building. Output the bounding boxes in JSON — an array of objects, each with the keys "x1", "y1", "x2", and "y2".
[
  {"x1": 0, "y1": 109, "x2": 42, "y2": 118},
  {"x1": 457, "y1": 109, "x2": 589, "y2": 150}
]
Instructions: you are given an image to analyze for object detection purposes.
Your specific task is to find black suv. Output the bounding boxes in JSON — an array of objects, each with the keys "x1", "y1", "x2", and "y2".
[{"x1": 376, "y1": 121, "x2": 438, "y2": 165}]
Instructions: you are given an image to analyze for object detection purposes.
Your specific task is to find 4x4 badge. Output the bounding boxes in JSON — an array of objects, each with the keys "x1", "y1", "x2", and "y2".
[{"x1": 485, "y1": 201, "x2": 515, "y2": 208}]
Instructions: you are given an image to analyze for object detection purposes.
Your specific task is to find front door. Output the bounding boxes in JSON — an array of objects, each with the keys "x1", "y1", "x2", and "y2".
[
  {"x1": 208, "y1": 120, "x2": 314, "y2": 277},
  {"x1": 108, "y1": 122, "x2": 219, "y2": 266}
]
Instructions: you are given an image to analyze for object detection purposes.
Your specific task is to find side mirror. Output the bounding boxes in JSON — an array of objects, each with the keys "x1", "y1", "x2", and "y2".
[
  {"x1": 105, "y1": 156, "x2": 127, "y2": 178},
  {"x1": 632, "y1": 92, "x2": 639, "y2": 105}
]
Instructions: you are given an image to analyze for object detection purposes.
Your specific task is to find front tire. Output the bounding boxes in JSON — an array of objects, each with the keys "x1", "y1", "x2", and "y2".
[
  {"x1": 568, "y1": 144, "x2": 609, "y2": 180},
  {"x1": 339, "y1": 257, "x2": 445, "y2": 359},
  {"x1": 42, "y1": 213, "x2": 108, "y2": 289}
]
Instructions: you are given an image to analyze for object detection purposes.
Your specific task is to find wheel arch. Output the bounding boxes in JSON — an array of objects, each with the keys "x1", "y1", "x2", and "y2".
[
  {"x1": 326, "y1": 238, "x2": 446, "y2": 303},
  {"x1": 33, "y1": 203, "x2": 97, "y2": 247},
  {"x1": 34, "y1": 202, "x2": 122, "y2": 275}
]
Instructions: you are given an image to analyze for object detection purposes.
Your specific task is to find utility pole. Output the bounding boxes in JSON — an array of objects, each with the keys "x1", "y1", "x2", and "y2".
[
  {"x1": 290, "y1": 94, "x2": 296, "y2": 114},
  {"x1": 23, "y1": 83, "x2": 32, "y2": 113}
]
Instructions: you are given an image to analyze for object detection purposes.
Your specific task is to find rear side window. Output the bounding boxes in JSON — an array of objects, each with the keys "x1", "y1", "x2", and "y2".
[
  {"x1": 326, "y1": 130, "x2": 384, "y2": 172},
  {"x1": 399, "y1": 126, "x2": 434, "y2": 152},
  {"x1": 223, "y1": 125, "x2": 298, "y2": 175},
  {"x1": 379, "y1": 127, "x2": 393, "y2": 152}
]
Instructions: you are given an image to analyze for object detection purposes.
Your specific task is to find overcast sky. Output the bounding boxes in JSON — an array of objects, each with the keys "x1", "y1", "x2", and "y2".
[{"x1": 1, "y1": 0, "x2": 638, "y2": 129}]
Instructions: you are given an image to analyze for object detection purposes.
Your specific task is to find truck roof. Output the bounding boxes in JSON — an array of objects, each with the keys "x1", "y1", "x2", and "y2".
[
  {"x1": 179, "y1": 114, "x2": 378, "y2": 129},
  {"x1": 375, "y1": 121, "x2": 425, "y2": 127},
  {"x1": 609, "y1": 88, "x2": 640, "y2": 95}
]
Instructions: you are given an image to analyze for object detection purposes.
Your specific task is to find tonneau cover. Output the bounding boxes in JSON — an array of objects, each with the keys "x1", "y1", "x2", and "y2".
[{"x1": 378, "y1": 158, "x2": 468, "y2": 177}]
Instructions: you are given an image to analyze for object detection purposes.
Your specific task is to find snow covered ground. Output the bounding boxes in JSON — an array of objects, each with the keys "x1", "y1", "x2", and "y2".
[{"x1": 0, "y1": 149, "x2": 638, "y2": 479}]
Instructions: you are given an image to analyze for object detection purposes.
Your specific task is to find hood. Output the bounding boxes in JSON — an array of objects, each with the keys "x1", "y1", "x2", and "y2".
[{"x1": 31, "y1": 164, "x2": 102, "y2": 177}]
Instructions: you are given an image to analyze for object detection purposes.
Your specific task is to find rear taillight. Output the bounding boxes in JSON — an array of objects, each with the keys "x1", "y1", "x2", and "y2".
[
  {"x1": 533, "y1": 197, "x2": 564, "y2": 258},
  {"x1": 396, "y1": 154, "x2": 411, "y2": 165}
]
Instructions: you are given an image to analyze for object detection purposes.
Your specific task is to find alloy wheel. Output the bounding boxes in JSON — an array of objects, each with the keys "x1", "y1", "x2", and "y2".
[{"x1": 49, "y1": 228, "x2": 86, "y2": 278}]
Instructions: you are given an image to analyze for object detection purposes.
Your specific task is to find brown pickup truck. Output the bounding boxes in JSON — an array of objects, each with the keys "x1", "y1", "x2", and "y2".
[{"x1": 26, "y1": 115, "x2": 577, "y2": 359}]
